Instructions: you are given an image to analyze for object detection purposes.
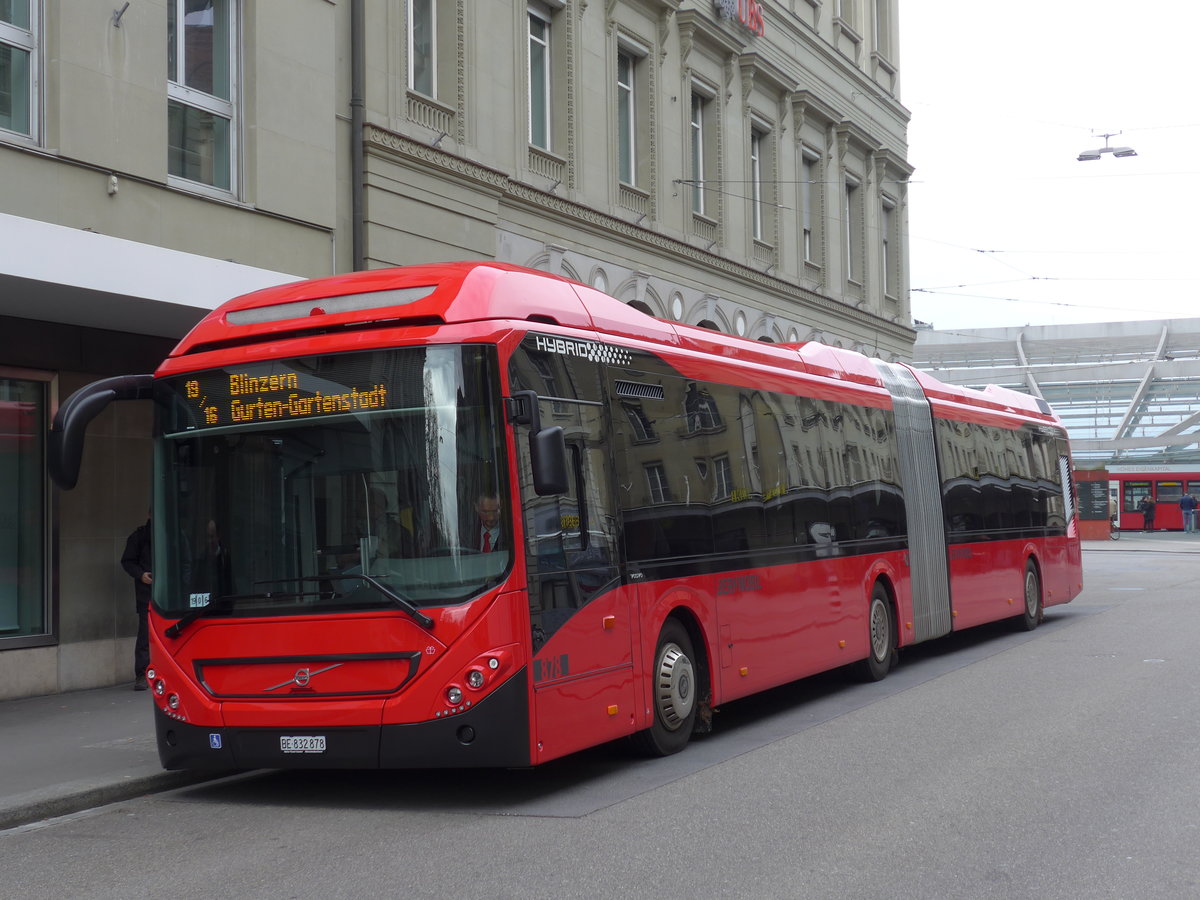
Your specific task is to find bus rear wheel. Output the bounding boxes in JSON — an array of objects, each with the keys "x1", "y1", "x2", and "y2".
[
  {"x1": 632, "y1": 619, "x2": 698, "y2": 757},
  {"x1": 1018, "y1": 561, "x2": 1042, "y2": 631},
  {"x1": 857, "y1": 583, "x2": 895, "y2": 682}
]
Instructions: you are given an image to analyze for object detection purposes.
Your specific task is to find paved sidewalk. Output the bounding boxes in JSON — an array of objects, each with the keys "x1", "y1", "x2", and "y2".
[
  {"x1": 1083, "y1": 529, "x2": 1200, "y2": 553},
  {"x1": 0, "y1": 683, "x2": 218, "y2": 831},
  {"x1": 2, "y1": 530, "x2": 1196, "y2": 831}
]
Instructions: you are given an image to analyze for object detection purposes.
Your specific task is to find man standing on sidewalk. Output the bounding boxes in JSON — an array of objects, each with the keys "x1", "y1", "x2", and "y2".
[
  {"x1": 121, "y1": 513, "x2": 152, "y2": 690},
  {"x1": 1182, "y1": 492, "x2": 1198, "y2": 534}
]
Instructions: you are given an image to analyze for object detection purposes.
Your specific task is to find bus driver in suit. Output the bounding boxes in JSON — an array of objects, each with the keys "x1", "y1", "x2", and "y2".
[{"x1": 475, "y1": 493, "x2": 503, "y2": 553}]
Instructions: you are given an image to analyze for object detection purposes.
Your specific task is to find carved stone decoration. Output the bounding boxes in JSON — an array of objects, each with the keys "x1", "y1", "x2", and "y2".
[
  {"x1": 739, "y1": 57, "x2": 754, "y2": 107},
  {"x1": 566, "y1": 3, "x2": 577, "y2": 190},
  {"x1": 678, "y1": 16, "x2": 695, "y2": 68},
  {"x1": 657, "y1": 6, "x2": 674, "y2": 65},
  {"x1": 455, "y1": 0, "x2": 466, "y2": 145}
]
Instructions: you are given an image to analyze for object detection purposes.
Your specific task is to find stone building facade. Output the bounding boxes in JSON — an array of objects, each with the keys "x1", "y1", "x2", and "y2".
[{"x1": 0, "y1": 0, "x2": 911, "y2": 698}]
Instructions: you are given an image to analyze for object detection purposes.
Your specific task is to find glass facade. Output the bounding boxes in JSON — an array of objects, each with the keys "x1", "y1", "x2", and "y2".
[{"x1": 0, "y1": 374, "x2": 46, "y2": 640}]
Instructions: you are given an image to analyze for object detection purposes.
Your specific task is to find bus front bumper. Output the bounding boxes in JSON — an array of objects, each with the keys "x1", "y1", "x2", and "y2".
[{"x1": 154, "y1": 668, "x2": 531, "y2": 770}]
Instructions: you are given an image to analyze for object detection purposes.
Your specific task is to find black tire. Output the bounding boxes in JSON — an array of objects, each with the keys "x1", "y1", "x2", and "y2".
[
  {"x1": 632, "y1": 619, "x2": 698, "y2": 757},
  {"x1": 1018, "y1": 560, "x2": 1042, "y2": 631},
  {"x1": 857, "y1": 582, "x2": 895, "y2": 682}
]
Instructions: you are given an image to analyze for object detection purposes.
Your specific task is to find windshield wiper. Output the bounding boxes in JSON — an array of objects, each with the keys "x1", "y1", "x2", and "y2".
[
  {"x1": 163, "y1": 589, "x2": 325, "y2": 639},
  {"x1": 163, "y1": 575, "x2": 434, "y2": 638},
  {"x1": 298, "y1": 574, "x2": 435, "y2": 630}
]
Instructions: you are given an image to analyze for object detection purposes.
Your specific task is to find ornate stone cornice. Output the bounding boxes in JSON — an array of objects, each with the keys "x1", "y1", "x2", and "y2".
[
  {"x1": 792, "y1": 88, "x2": 842, "y2": 136},
  {"x1": 676, "y1": 8, "x2": 745, "y2": 70},
  {"x1": 363, "y1": 124, "x2": 509, "y2": 193},
  {"x1": 738, "y1": 51, "x2": 795, "y2": 96},
  {"x1": 873, "y1": 147, "x2": 915, "y2": 181},
  {"x1": 835, "y1": 119, "x2": 879, "y2": 155},
  {"x1": 361, "y1": 124, "x2": 912, "y2": 342}
]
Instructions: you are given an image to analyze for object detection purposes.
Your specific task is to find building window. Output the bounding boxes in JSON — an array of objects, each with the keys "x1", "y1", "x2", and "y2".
[
  {"x1": 874, "y1": 0, "x2": 893, "y2": 59},
  {"x1": 836, "y1": 0, "x2": 859, "y2": 29},
  {"x1": 690, "y1": 92, "x2": 707, "y2": 215},
  {"x1": 845, "y1": 176, "x2": 862, "y2": 282},
  {"x1": 528, "y1": 6, "x2": 551, "y2": 149},
  {"x1": 749, "y1": 119, "x2": 775, "y2": 247},
  {"x1": 750, "y1": 129, "x2": 764, "y2": 240},
  {"x1": 881, "y1": 197, "x2": 895, "y2": 296},
  {"x1": 617, "y1": 50, "x2": 636, "y2": 185},
  {"x1": 0, "y1": 0, "x2": 36, "y2": 138},
  {"x1": 646, "y1": 463, "x2": 672, "y2": 504},
  {"x1": 685, "y1": 384, "x2": 722, "y2": 432},
  {"x1": 530, "y1": 354, "x2": 566, "y2": 414},
  {"x1": 409, "y1": 0, "x2": 436, "y2": 97},
  {"x1": 167, "y1": 0, "x2": 235, "y2": 192},
  {"x1": 713, "y1": 455, "x2": 734, "y2": 500},
  {"x1": 0, "y1": 373, "x2": 48, "y2": 641},
  {"x1": 624, "y1": 404, "x2": 657, "y2": 442},
  {"x1": 801, "y1": 153, "x2": 818, "y2": 263}
]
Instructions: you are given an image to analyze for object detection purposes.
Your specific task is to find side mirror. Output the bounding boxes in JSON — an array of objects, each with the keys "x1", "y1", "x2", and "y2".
[
  {"x1": 531, "y1": 426, "x2": 568, "y2": 496},
  {"x1": 49, "y1": 374, "x2": 154, "y2": 489},
  {"x1": 509, "y1": 390, "x2": 568, "y2": 496}
]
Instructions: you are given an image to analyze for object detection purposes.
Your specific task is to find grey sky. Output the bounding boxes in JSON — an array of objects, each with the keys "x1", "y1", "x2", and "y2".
[{"x1": 900, "y1": 2, "x2": 1200, "y2": 330}]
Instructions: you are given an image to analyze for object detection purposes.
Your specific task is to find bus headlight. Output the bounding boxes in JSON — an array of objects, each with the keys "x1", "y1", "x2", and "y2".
[
  {"x1": 466, "y1": 669, "x2": 485, "y2": 689},
  {"x1": 446, "y1": 686, "x2": 463, "y2": 706}
]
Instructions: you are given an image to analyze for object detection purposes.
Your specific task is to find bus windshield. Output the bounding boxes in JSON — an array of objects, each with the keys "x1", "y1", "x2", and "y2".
[{"x1": 152, "y1": 345, "x2": 510, "y2": 619}]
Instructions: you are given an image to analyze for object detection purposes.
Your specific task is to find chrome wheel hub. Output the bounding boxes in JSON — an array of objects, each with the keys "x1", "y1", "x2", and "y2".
[
  {"x1": 869, "y1": 597, "x2": 890, "y2": 661},
  {"x1": 654, "y1": 642, "x2": 695, "y2": 731},
  {"x1": 1025, "y1": 570, "x2": 1039, "y2": 618}
]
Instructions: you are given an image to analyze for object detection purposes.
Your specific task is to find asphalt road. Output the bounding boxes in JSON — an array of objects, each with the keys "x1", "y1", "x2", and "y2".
[{"x1": 4, "y1": 549, "x2": 1198, "y2": 899}]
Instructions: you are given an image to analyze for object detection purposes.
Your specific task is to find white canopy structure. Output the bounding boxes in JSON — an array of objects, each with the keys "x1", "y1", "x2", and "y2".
[{"x1": 913, "y1": 319, "x2": 1200, "y2": 465}]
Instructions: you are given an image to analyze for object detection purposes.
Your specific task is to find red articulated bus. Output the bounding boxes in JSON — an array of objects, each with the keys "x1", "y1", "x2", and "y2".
[{"x1": 49, "y1": 262, "x2": 1083, "y2": 770}]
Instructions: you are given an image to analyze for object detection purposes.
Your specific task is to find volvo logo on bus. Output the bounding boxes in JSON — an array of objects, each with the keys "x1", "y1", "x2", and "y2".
[{"x1": 264, "y1": 663, "x2": 343, "y2": 692}]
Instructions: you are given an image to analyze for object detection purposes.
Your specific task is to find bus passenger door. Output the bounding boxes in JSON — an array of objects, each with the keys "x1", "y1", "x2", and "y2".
[{"x1": 512, "y1": 393, "x2": 632, "y2": 763}]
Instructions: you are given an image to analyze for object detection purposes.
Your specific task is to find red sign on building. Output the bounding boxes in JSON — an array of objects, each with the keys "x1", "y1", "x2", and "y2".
[{"x1": 714, "y1": 0, "x2": 766, "y2": 37}]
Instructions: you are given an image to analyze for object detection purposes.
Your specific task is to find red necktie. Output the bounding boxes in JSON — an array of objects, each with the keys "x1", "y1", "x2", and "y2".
[{"x1": 482, "y1": 531, "x2": 491, "y2": 553}]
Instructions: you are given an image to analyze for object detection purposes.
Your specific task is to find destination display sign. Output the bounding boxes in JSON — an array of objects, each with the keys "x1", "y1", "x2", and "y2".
[{"x1": 168, "y1": 358, "x2": 395, "y2": 430}]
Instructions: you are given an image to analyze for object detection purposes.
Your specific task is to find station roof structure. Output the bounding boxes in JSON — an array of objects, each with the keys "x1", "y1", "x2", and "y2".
[{"x1": 912, "y1": 318, "x2": 1200, "y2": 466}]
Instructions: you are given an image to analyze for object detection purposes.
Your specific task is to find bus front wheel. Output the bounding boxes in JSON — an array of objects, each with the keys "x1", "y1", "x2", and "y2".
[{"x1": 632, "y1": 619, "x2": 698, "y2": 757}]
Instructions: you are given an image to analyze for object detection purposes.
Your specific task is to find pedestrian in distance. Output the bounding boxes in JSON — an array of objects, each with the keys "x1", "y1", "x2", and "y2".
[
  {"x1": 1138, "y1": 494, "x2": 1157, "y2": 532},
  {"x1": 1181, "y1": 492, "x2": 1198, "y2": 534},
  {"x1": 121, "y1": 513, "x2": 152, "y2": 690}
]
